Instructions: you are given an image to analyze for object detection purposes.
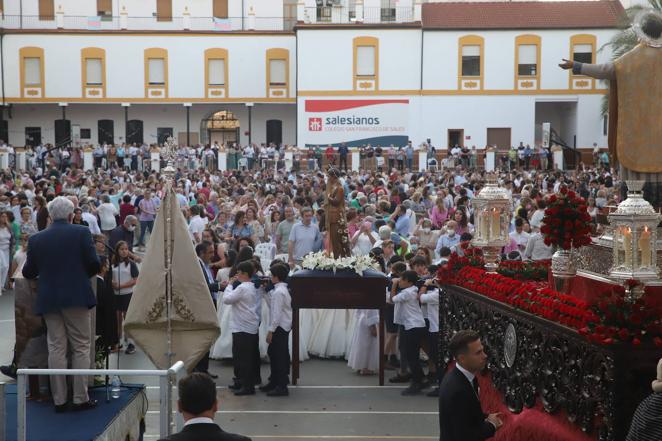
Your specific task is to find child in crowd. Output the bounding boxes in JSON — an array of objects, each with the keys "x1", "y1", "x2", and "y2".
[
  {"x1": 261, "y1": 262, "x2": 292, "y2": 396},
  {"x1": 391, "y1": 270, "x2": 427, "y2": 395},
  {"x1": 419, "y1": 264, "x2": 441, "y2": 397},
  {"x1": 222, "y1": 260, "x2": 260, "y2": 395},
  {"x1": 111, "y1": 240, "x2": 139, "y2": 354},
  {"x1": 347, "y1": 303, "x2": 380, "y2": 376},
  {"x1": 388, "y1": 261, "x2": 411, "y2": 384},
  {"x1": 411, "y1": 256, "x2": 437, "y2": 384}
]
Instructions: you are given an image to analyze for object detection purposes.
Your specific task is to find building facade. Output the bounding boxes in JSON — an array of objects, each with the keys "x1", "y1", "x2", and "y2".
[{"x1": 0, "y1": 0, "x2": 624, "y2": 151}]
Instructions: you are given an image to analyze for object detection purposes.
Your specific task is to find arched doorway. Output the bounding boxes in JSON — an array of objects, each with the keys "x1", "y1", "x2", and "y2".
[
  {"x1": 266, "y1": 119, "x2": 282, "y2": 146},
  {"x1": 202, "y1": 110, "x2": 240, "y2": 146}
]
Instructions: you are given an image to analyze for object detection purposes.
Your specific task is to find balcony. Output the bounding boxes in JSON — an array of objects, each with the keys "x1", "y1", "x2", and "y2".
[
  {"x1": 302, "y1": 5, "x2": 417, "y2": 24},
  {"x1": 0, "y1": 14, "x2": 297, "y2": 32}
]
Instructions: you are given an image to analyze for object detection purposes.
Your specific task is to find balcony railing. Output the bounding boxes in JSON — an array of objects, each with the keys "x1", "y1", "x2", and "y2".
[
  {"x1": 302, "y1": 6, "x2": 415, "y2": 24},
  {"x1": 0, "y1": 15, "x2": 296, "y2": 32}
]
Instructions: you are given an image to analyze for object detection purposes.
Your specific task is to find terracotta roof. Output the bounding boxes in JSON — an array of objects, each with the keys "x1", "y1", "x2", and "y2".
[{"x1": 422, "y1": 1, "x2": 626, "y2": 30}]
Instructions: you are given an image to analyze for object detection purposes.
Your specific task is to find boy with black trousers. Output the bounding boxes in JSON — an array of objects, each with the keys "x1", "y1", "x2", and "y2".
[
  {"x1": 260, "y1": 262, "x2": 292, "y2": 396},
  {"x1": 222, "y1": 261, "x2": 260, "y2": 396},
  {"x1": 390, "y1": 270, "x2": 428, "y2": 395}
]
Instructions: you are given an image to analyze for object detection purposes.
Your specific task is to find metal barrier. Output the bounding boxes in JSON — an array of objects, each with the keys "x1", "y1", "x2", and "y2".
[{"x1": 16, "y1": 361, "x2": 186, "y2": 441}]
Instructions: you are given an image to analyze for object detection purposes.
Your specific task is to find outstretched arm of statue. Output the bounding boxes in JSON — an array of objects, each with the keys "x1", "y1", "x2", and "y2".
[{"x1": 559, "y1": 58, "x2": 616, "y2": 80}]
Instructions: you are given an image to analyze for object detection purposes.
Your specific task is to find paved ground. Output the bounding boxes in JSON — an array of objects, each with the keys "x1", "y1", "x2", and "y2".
[{"x1": 0, "y1": 289, "x2": 439, "y2": 441}]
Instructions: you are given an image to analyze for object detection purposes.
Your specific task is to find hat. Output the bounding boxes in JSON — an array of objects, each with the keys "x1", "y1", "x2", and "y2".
[{"x1": 634, "y1": 9, "x2": 662, "y2": 48}]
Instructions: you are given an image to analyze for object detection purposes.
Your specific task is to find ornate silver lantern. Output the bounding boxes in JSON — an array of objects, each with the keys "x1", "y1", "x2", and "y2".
[
  {"x1": 161, "y1": 136, "x2": 177, "y2": 179},
  {"x1": 608, "y1": 181, "x2": 660, "y2": 299},
  {"x1": 472, "y1": 175, "x2": 511, "y2": 272}
]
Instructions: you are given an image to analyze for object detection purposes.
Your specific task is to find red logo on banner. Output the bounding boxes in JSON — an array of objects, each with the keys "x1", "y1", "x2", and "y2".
[{"x1": 308, "y1": 117, "x2": 323, "y2": 132}]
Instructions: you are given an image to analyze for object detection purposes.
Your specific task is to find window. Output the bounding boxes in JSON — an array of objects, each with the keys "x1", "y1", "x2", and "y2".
[
  {"x1": 97, "y1": 0, "x2": 112, "y2": 17},
  {"x1": 213, "y1": 0, "x2": 228, "y2": 18},
  {"x1": 80, "y1": 128, "x2": 91, "y2": 139},
  {"x1": 356, "y1": 46, "x2": 376, "y2": 77},
  {"x1": 98, "y1": 120, "x2": 114, "y2": 145},
  {"x1": 24, "y1": 58, "x2": 41, "y2": 86},
  {"x1": 156, "y1": 0, "x2": 172, "y2": 22},
  {"x1": 39, "y1": 0, "x2": 54, "y2": 20},
  {"x1": 148, "y1": 58, "x2": 165, "y2": 85},
  {"x1": 518, "y1": 45, "x2": 537, "y2": 76},
  {"x1": 86, "y1": 59, "x2": 103, "y2": 85},
  {"x1": 573, "y1": 44, "x2": 593, "y2": 64},
  {"x1": 461, "y1": 45, "x2": 480, "y2": 77},
  {"x1": 208, "y1": 59, "x2": 226, "y2": 86},
  {"x1": 269, "y1": 59, "x2": 286, "y2": 86}
]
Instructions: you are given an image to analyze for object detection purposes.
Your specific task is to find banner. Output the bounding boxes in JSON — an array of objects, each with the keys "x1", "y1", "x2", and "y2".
[{"x1": 302, "y1": 99, "x2": 409, "y2": 147}]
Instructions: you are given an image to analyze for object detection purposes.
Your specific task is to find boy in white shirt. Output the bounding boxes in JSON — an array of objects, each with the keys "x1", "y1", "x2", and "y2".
[
  {"x1": 222, "y1": 261, "x2": 260, "y2": 396},
  {"x1": 391, "y1": 270, "x2": 427, "y2": 395},
  {"x1": 261, "y1": 263, "x2": 292, "y2": 397},
  {"x1": 418, "y1": 265, "x2": 441, "y2": 397}
]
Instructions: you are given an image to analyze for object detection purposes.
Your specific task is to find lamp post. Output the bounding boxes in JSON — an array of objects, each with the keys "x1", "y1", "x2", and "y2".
[
  {"x1": 183, "y1": 103, "x2": 192, "y2": 147},
  {"x1": 122, "y1": 103, "x2": 130, "y2": 145},
  {"x1": 608, "y1": 180, "x2": 660, "y2": 301},
  {"x1": 471, "y1": 175, "x2": 511, "y2": 273}
]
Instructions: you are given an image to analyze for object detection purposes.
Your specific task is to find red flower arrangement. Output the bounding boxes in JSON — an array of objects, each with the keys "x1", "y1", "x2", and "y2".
[
  {"x1": 540, "y1": 186, "x2": 592, "y2": 250},
  {"x1": 439, "y1": 265, "x2": 662, "y2": 346},
  {"x1": 580, "y1": 282, "x2": 662, "y2": 346},
  {"x1": 437, "y1": 248, "x2": 485, "y2": 284}
]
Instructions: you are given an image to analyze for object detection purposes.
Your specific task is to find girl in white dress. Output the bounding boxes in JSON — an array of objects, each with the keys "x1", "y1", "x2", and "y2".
[
  {"x1": 347, "y1": 309, "x2": 380, "y2": 374},
  {"x1": 211, "y1": 249, "x2": 236, "y2": 359}
]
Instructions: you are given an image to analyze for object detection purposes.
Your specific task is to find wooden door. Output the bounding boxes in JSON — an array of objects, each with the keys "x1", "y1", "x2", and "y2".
[
  {"x1": 39, "y1": 0, "x2": 54, "y2": 20},
  {"x1": 213, "y1": 0, "x2": 228, "y2": 18},
  {"x1": 156, "y1": 0, "x2": 172, "y2": 22},
  {"x1": 486, "y1": 128, "x2": 512, "y2": 150},
  {"x1": 178, "y1": 132, "x2": 199, "y2": 146}
]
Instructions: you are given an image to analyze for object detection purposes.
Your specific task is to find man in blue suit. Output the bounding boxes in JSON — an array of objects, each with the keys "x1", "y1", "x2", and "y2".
[{"x1": 23, "y1": 196, "x2": 101, "y2": 412}]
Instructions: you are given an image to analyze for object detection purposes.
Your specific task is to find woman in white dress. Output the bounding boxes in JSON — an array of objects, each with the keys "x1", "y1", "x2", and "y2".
[
  {"x1": 347, "y1": 309, "x2": 380, "y2": 374},
  {"x1": 211, "y1": 249, "x2": 236, "y2": 359},
  {"x1": 0, "y1": 212, "x2": 14, "y2": 293}
]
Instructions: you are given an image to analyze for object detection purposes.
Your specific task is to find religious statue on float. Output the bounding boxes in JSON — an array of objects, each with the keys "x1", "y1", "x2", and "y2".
[
  {"x1": 324, "y1": 167, "x2": 351, "y2": 258},
  {"x1": 559, "y1": 10, "x2": 662, "y2": 206}
]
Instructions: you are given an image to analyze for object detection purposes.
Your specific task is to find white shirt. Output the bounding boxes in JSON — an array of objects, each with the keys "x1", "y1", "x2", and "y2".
[
  {"x1": 184, "y1": 417, "x2": 215, "y2": 427},
  {"x1": 456, "y1": 362, "x2": 476, "y2": 385},
  {"x1": 188, "y1": 215, "x2": 207, "y2": 243},
  {"x1": 391, "y1": 286, "x2": 426, "y2": 330},
  {"x1": 266, "y1": 282, "x2": 292, "y2": 333},
  {"x1": 419, "y1": 288, "x2": 440, "y2": 333},
  {"x1": 509, "y1": 230, "x2": 530, "y2": 249},
  {"x1": 82, "y1": 212, "x2": 101, "y2": 235},
  {"x1": 524, "y1": 232, "x2": 553, "y2": 261},
  {"x1": 97, "y1": 202, "x2": 118, "y2": 231},
  {"x1": 222, "y1": 281, "x2": 260, "y2": 334},
  {"x1": 529, "y1": 209, "x2": 545, "y2": 229},
  {"x1": 351, "y1": 230, "x2": 379, "y2": 256}
]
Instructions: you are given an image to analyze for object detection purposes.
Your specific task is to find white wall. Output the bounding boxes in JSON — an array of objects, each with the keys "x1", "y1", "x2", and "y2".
[
  {"x1": 6, "y1": 103, "x2": 296, "y2": 147},
  {"x1": 423, "y1": 29, "x2": 616, "y2": 91},
  {"x1": 297, "y1": 29, "x2": 422, "y2": 91},
  {"x1": 3, "y1": 34, "x2": 296, "y2": 99}
]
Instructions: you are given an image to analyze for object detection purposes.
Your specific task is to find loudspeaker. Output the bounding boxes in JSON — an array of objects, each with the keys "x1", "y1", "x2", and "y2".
[{"x1": 54, "y1": 119, "x2": 71, "y2": 146}]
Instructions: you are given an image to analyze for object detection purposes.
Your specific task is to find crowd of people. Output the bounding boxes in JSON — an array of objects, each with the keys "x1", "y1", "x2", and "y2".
[{"x1": 0, "y1": 138, "x2": 620, "y2": 402}]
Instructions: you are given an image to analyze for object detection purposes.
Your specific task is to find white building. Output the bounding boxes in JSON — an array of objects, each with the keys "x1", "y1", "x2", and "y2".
[{"x1": 0, "y1": 0, "x2": 624, "y2": 153}]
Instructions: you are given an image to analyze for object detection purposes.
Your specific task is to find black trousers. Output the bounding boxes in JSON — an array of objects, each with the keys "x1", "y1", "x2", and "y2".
[
  {"x1": 397, "y1": 325, "x2": 409, "y2": 371},
  {"x1": 232, "y1": 332, "x2": 259, "y2": 389},
  {"x1": 268, "y1": 327, "x2": 291, "y2": 388},
  {"x1": 339, "y1": 155, "x2": 348, "y2": 170},
  {"x1": 404, "y1": 326, "x2": 426, "y2": 384},
  {"x1": 428, "y1": 331, "x2": 440, "y2": 382}
]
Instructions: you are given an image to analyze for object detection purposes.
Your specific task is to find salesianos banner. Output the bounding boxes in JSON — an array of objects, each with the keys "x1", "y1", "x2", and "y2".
[{"x1": 302, "y1": 99, "x2": 409, "y2": 147}]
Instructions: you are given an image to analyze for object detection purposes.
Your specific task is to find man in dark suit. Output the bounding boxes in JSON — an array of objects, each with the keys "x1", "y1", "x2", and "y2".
[
  {"x1": 158, "y1": 372, "x2": 251, "y2": 441},
  {"x1": 193, "y1": 241, "x2": 221, "y2": 378},
  {"x1": 23, "y1": 196, "x2": 101, "y2": 412},
  {"x1": 439, "y1": 330, "x2": 503, "y2": 441}
]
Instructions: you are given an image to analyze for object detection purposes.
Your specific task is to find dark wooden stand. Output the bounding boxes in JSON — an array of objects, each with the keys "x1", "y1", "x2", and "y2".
[
  {"x1": 441, "y1": 284, "x2": 662, "y2": 441},
  {"x1": 289, "y1": 269, "x2": 388, "y2": 385}
]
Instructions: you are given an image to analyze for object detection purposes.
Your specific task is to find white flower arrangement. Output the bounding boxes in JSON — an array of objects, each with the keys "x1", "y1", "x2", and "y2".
[{"x1": 300, "y1": 251, "x2": 375, "y2": 276}]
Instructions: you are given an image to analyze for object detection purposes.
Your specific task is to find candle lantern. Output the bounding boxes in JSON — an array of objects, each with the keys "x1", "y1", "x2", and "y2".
[
  {"x1": 608, "y1": 181, "x2": 660, "y2": 299},
  {"x1": 472, "y1": 175, "x2": 511, "y2": 272}
]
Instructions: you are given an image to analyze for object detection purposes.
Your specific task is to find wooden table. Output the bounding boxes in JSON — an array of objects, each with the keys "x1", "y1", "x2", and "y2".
[{"x1": 289, "y1": 269, "x2": 388, "y2": 385}]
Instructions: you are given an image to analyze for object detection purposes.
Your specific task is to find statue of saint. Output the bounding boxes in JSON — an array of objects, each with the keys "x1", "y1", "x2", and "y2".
[
  {"x1": 324, "y1": 168, "x2": 351, "y2": 258},
  {"x1": 559, "y1": 10, "x2": 662, "y2": 205}
]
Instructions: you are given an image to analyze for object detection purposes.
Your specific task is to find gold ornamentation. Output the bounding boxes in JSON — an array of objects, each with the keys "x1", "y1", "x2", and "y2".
[
  {"x1": 87, "y1": 90, "x2": 100, "y2": 96},
  {"x1": 151, "y1": 89, "x2": 164, "y2": 97},
  {"x1": 210, "y1": 90, "x2": 223, "y2": 96},
  {"x1": 575, "y1": 80, "x2": 590, "y2": 88},
  {"x1": 464, "y1": 81, "x2": 478, "y2": 89},
  {"x1": 359, "y1": 81, "x2": 373, "y2": 89},
  {"x1": 271, "y1": 90, "x2": 285, "y2": 96},
  {"x1": 146, "y1": 295, "x2": 166, "y2": 323},
  {"x1": 520, "y1": 81, "x2": 534, "y2": 88},
  {"x1": 173, "y1": 296, "x2": 195, "y2": 322},
  {"x1": 146, "y1": 294, "x2": 196, "y2": 322},
  {"x1": 26, "y1": 89, "x2": 39, "y2": 96}
]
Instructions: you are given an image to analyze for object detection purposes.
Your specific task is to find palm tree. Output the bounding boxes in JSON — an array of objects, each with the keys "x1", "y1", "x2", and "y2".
[{"x1": 600, "y1": 0, "x2": 662, "y2": 114}]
